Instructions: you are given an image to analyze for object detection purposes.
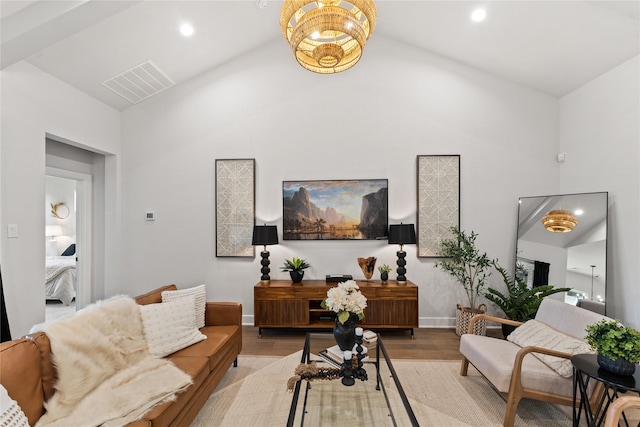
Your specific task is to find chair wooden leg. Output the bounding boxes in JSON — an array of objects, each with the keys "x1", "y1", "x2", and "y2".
[
  {"x1": 503, "y1": 395, "x2": 520, "y2": 427},
  {"x1": 460, "y1": 357, "x2": 469, "y2": 376}
]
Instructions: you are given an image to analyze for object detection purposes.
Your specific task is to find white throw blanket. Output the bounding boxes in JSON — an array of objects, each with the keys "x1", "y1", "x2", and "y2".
[{"x1": 31, "y1": 296, "x2": 192, "y2": 427}]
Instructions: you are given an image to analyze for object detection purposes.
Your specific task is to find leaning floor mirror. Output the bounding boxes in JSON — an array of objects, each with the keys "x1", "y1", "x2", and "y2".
[{"x1": 516, "y1": 192, "x2": 608, "y2": 315}]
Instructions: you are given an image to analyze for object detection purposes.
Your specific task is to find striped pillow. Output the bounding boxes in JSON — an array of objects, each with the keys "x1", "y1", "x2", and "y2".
[{"x1": 162, "y1": 284, "x2": 206, "y2": 328}]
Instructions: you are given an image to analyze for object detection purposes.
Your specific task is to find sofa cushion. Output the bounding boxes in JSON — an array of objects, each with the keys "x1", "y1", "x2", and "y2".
[
  {"x1": 535, "y1": 298, "x2": 609, "y2": 339},
  {"x1": 135, "y1": 284, "x2": 177, "y2": 306},
  {"x1": 162, "y1": 284, "x2": 206, "y2": 328},
  {"x1": 460, "y1": 334, "x2": 575, "y2": 397},
  {"x1": 507, "y1": 319, "x2": 593, "y2": 378},
  {"x1": 139, "y1": 296, "x2": 206, "y2": 358},
  {"x1": 1, "y1": 384, "x2": 30, "y2": 427},
  {"x1": 170, "y1": 325, "x2": 239, "y2": 372},
  {"x1": 0, "y1": 338, "x2": 44, "y2": 426},
  {"x1": 140, "y1": 356, "x2": 209, "y2": 427}
]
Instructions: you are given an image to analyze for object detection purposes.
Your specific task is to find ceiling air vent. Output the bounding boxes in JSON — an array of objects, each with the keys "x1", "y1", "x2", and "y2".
[{"x1": 101, "y1": 60, "x2": 174, "y2": 104}]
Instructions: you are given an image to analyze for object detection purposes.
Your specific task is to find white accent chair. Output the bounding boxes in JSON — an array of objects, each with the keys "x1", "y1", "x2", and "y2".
[{"x1": 459, "y1": 298, "x2": 610, "y2": 427}]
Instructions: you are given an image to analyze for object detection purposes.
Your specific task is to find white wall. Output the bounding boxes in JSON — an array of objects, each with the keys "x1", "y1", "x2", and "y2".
[
  {"x1": 3, "y1": 41, "x2": 636, "y2": 336},
  {"x1": 121, "y1": 36, "x2": 560, "y2": 327},
  {"x1": 0, "y1": 62, "x2": 121, "y2": 337},
  {"x1": 559, "y1": 56, "x2": 640, "y2": 328}
]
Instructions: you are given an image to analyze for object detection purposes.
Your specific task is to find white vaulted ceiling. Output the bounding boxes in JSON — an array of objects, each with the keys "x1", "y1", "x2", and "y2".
[{"x1": 1, "y1": 0, "x2": 638, "y2": 111}]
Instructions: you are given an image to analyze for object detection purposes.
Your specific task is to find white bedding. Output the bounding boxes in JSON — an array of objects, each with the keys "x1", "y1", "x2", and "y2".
[{"x1": 46, "y1": 256, "x2": 76, "y2": 305}]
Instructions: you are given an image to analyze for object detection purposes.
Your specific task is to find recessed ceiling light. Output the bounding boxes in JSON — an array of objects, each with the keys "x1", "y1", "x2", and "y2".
[
  {"x1": 180, "y1": 23, "x2": 194, "y2": 37},
  {"x1": 471, "y1": 8, "x2": 487, "y2": 22},
  {"x1": 574, "y1": 209, "x2": 584, "y2": 216}
]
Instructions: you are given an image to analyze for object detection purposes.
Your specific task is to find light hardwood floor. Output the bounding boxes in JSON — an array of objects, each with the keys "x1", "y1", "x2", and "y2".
[{"x1": 240, "y1": 326, "x2": 503, "y2": 360}]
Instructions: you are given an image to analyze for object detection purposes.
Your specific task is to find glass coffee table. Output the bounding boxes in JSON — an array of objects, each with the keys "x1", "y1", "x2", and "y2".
[{"x1": 287, "y1": 332, "x2": 418, "y2": 426}]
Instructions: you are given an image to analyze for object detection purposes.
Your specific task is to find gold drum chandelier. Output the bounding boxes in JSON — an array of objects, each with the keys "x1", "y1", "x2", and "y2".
[
  {"x1": 280, "y1": 0, "x2": 377, "y2": 74},
  {"x1": 541, "y1": 210, "x2": 578, "y2": 233}
]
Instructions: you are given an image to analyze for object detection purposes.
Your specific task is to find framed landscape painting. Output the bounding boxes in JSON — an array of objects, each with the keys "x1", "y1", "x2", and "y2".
[{"x1": 283, "y1": 179, "x2": 388, "y2": 240}]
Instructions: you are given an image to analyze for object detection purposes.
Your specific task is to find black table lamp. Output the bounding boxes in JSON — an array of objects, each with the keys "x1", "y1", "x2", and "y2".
[
  {"x1": 388, "y1": 223, "x2": 416, "y2": 284},
  {"x1": 252, "y1": 225, "x2": 279, "y2": 283}
]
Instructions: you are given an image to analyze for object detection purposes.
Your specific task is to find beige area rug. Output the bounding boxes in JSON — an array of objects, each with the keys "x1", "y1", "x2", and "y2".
[{"x1": 190, "y1": 352, "x2": 577, "y2": 427}]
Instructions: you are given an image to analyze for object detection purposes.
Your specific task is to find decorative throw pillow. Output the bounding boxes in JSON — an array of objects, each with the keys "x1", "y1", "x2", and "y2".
[
  {"x1": 507, "y1": 319, "x2": 593, "y2": 378},
  {"x1": 162, "y1": 284, "x2": 206, "y2": 328},
  {"x1": 0, "y1": 385, "x2": 30, "y2": 427},
  {"x1": 139, "y1": 296, "x2": 206, "y2": 358}
]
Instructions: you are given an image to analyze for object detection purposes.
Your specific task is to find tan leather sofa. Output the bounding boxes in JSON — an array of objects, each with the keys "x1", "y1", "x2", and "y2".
[{"x1": 0, "y1": 285, "x2": 242, "y2": 427}]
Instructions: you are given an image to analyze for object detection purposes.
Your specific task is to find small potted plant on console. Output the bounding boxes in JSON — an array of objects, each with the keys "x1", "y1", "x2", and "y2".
[{"x1": 281, "y1": 257, "x2": 311, "y2": 283}]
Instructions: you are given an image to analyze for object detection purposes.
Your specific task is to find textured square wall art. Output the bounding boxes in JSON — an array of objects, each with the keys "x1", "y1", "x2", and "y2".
[
  {"x1": 417, "y1": 155, "x2": 460, "y2": 258},
  {"x1": 215, "y1": 159, "x2": 255, "y2": 257}
]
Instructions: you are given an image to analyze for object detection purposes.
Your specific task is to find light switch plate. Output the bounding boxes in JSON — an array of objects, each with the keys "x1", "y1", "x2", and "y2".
[{"x1": 8, "y1": 224, "x2": 18, "y2": 238}]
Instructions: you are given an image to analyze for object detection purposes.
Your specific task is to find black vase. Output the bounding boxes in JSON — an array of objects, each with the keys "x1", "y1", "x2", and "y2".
[
  {"x1": 333, "y1": 315, "x2": 358, "y2": 351},
  {"x1": 597, "y1": 353, "x2": 637, "y2": 376},
  {"x1": 290, "y1": 270, "x2": 304, "y2": 283},
  {"x1": 380, "y1": 272, "x2": 389, "y2": 283}
]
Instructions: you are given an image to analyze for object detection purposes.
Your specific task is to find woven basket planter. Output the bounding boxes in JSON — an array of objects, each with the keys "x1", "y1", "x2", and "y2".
[{"x1": 455, "y1": 304, "x2": 487, "y2": 336}]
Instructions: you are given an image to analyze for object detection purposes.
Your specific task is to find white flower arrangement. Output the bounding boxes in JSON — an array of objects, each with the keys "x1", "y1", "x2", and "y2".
[{"x1": 321, "y1": 280, "x2": 367, "y2": 324}]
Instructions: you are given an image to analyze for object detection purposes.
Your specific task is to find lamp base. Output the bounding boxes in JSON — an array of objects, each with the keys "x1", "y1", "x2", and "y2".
[
  {"x1": 260, "y1": 251, "x2": 271, "y2": 282},
  {"x1": 395, "y1": 250, "x2": 407, "y2": 283}
]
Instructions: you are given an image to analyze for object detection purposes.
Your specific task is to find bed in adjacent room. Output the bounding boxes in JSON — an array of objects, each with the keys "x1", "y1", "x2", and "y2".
[{"x1": 46, "y1": 252, "x2": 76, "y2": 306}]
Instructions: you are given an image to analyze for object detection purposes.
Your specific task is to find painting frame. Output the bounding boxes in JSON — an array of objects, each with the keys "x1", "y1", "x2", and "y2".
[
  {"x1": 282, "y1": 179, "x2": 388, "y2": 241},
  {"x1": 417, "y1": 155, "x2": 460, "y2": 258},
  {"x1": 215, "y1": 158, "x2": 255, "y2": 257}
]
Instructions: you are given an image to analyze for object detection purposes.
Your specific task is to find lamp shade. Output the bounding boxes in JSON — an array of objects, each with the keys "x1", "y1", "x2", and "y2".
[
  {"x1": 388, "y1": 224, "x2": 416, "y2": 245},
  {"x1": 45, "y1": 225, "x2": 62, "y2": 237},
  {"x1": 252, "y1": 225, "x2": 279, "y2": 246}
]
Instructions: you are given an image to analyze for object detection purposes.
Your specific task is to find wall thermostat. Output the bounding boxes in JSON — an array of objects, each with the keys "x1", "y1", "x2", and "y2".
[{"x1": 146, "y1": 212, "x2": 155, "y2": 221}]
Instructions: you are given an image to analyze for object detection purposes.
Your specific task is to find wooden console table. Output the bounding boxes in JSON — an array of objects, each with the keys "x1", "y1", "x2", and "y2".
[{"x1": 254, "y1": 280, "x2": 418, "y2": 337}]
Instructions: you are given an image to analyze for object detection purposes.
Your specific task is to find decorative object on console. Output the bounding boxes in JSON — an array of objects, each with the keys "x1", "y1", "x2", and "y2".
[
  {"x1": 252, "y1": 225, "x2": 279, "y2": 283},
  {"x1": 279, "y1": 0, "x2": 377, "y2": 74},
  {"x1": 215, "y1": 158, "x2": 255, "y2": 257},
  {"x1": 377, "y1": 264, "x2": 391, "y2": 283},
  {"x1": 485, "y1": 261, "x2": 570, "y2": 338},
  {"x1": 435, "y1": 226, "x2": 493, "y2": 336},
  {"x1": 417, "y1": 155, "x2": 460, "y2": 258},
  {"x1": 322, "y1": 280, "x2": 367, "y2": 351},
  {"x1": 283, "y1": 179, "x2": 387, "y2": 240},
  {"x1": 585, "y1": 319, "x2": 640, "y2": 376},
  {"x1": 50, "y1": 202, "x2": 69, "y2": 220},
  {"x1": 388, "y1": 223, "x2": 416, "y2": 284},
  {"x1": 541, "y1": 209, "x2": 578, "y2": 233},
  {"x1": 281, "y1": 257, "x2": 311, "y2": 283},
  {"x1": 357, "y1": 257, "x2": 376, "y2": 281}
]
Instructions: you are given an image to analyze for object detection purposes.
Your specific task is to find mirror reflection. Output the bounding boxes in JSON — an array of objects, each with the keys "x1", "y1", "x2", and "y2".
[{"x1": 516, "y1": 192, "x2": 608, "y2": 314}]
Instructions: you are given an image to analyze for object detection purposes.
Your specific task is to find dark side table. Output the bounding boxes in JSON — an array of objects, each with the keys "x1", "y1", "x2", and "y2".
[{"x1": 572, "y1": 353, "x2": 640, "y2": 427}]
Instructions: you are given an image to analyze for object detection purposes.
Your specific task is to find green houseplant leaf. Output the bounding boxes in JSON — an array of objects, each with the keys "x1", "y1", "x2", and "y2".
[
  {"x1": 435, "y1": 226, "x2": 493, "y2": 309},
  {"x1": 585, "y1": 319, "x2": 640, "y2": 363},
  {"x1": 484, "y1": 262, "x2": 570, "y2": 322},
  {"x1": 281, "y1": 257, "x2": 311, "y2": 272}
]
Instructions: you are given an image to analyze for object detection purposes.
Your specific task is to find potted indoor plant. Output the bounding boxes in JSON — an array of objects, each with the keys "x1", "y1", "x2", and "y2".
[
  {"x1": 585, "y1": 319, "x2": 640, "y2": 376},
  {"x1": 378, "y1": 264, "x2": 392, "y2": 283},
  {"x1": 435, "y1": 226, "x2": 493, "y2": 336},
  {"x1": 321, "y1": 280, "x2": 367, "y2": 351},
  {"x1": 484, "y1": 261, "x2": 570, "y2": 337},
  {"x1": 281, "y1": 257, "x2": 311, "y2": 283}
]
